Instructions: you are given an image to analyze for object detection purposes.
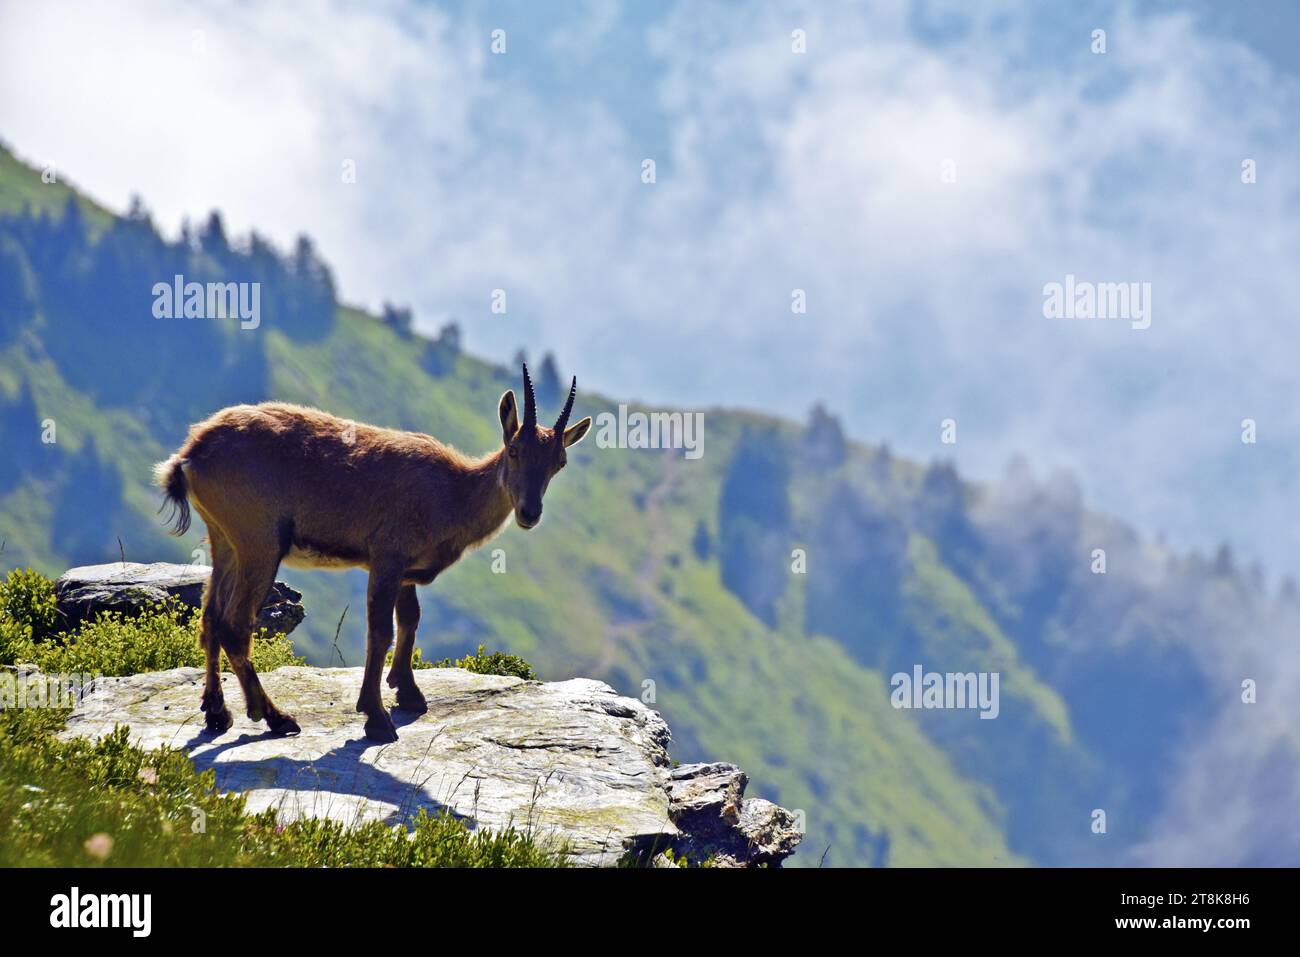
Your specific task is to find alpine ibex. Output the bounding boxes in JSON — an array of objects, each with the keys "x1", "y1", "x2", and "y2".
[{"x1": 154, "y1": 365, "x2": 591, "y2": 741}]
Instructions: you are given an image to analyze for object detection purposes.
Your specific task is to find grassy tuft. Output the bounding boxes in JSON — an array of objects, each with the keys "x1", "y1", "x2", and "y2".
[
  {"x1": 390, "y1": 643, "x2": 537, "y2": 680},
  {"x1": 426, "y1": 644, "x2": 537, "y2": 680},
  {"x1": 0, "y1": 707, "x2": 564, "y2": 867}
]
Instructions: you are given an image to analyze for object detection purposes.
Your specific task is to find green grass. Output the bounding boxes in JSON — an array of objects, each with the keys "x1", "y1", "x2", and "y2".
[
  {"x1": 0, "y1": 571, "x2": 563, "y2": 867},
  {"x1": 0, "y1": 709, "x2": 563, "y2": 867}
]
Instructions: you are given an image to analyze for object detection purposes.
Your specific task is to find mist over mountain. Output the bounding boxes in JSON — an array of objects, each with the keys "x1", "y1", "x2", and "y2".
[{"x1": 2, "y1": 143, "x2": 1296, "y2": 866}]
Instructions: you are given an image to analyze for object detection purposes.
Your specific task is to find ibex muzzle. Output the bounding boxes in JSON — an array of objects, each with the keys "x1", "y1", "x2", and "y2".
[{"x1": 153, "y1": 364, "x2": 592, "y2": 742}]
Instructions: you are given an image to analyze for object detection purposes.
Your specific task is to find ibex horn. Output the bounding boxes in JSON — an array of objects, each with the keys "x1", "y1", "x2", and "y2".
[
  {"x1": 554, "y1": 377, "x2": 577, "y2": 435},
  {"x1": 521, "y1": 363, "x2": 537, "y2": 429}
]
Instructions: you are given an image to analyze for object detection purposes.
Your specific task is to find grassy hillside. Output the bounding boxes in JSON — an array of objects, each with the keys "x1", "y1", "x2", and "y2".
[
  {"x1": 0, "y1": 144, "x2": 114, "y2": 233},
  {"x1": 3, "y1": 141, "x2": 1286, "y2": 866}
]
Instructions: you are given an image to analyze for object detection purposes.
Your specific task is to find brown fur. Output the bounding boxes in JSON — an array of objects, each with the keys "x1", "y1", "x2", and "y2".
[{"x1": 154, "y1": 369, "x2": 591, "y2": 742}]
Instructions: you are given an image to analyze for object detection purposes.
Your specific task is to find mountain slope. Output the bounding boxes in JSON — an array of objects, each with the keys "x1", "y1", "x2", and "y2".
[{"x1": 2, "y1": 141, "x2": 1295, "y2": 866}]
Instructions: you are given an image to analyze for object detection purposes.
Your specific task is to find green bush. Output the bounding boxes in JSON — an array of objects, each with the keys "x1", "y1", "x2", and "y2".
[
  {"x1": 0, "y1": 708, "x2": 563, "y2": 867},
  {"x1": 0, "y1": 568, "x2": 57, "y2": 664},
  {"x1": 34, "y1": 600, "x2": 201, "y2": 676},
  {"x1": 429, "y1": 644, "x2": 537, "y2": 680},
  {"x1": 31, "y1": 598, "x2": 303, "y2": 677},
  {"x1": 391, "y1": 644, "x2": 537, "y2": 680},
  {"x1": 0, "y1": 568, "x2": 58, "y2": 641},
  {"x1": 0, "y1": 617, "x2": 36, "y2": 668},
  {"x1": 0, "y1": 568, "x2": 302, "y2": 676}
]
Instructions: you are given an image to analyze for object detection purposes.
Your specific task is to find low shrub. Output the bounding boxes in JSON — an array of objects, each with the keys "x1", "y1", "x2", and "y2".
[
  {"x1": 0, "y1": 567, "x2": 58, "y2": 642},
  {"x1": 31, "y1": 598, "x2": 303, "y2": 677},
  {"x1": 0, "y1": 568, "x2": 56, "y2": 665},
  {"x1": 390, "y1": 643, "x2": 537, "y2": 680},
  {"x1": 426, "y1": 644, "x2": 537, "y2": 680}
]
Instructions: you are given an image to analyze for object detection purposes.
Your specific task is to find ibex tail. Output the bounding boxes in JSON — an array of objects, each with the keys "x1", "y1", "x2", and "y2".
[{"x1": 153, "y1": 454, "x2": 192, "y2": 536}]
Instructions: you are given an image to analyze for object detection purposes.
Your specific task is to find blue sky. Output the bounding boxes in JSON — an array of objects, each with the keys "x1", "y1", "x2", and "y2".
[{"x1": 2, "y1": 0, "x2": 1299, "y2": 584}]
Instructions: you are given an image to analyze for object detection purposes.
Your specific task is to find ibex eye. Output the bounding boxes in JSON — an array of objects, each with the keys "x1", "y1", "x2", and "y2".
[{"x1": 508, "y1": 446, "x2": 519, "y2": 458}]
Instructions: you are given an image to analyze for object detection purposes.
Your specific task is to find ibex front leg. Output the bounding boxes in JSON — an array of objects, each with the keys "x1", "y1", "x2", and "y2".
[
  {"x1": 387, "y1": 584, "x2": 428, "y2": 713},
  {"x1": 358, "y1": 561, "x2": 401, "y2": 742}
]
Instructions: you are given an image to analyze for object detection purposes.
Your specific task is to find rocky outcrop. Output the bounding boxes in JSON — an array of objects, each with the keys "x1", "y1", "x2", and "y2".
[
  {"x1": 54, "y1": 562, "x2": 304, "y2": 635},
  {"x1": 58, "y1": 665, "x2": 802, "y2": 867},
  {"x1": 665, "y1": 762, "x2": 803, "y2": 866}
]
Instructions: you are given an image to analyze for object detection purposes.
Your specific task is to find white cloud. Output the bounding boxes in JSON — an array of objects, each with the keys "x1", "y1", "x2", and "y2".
[
  {"x1": 0, "y1": 0, "x2": 481, "y2": 297},
  {"x1": 5, "y1": 0, "x2": 1297, "y2": 568},
  {"x1": 4, "y1": 0, "x2": 1298, "y2": 567}
]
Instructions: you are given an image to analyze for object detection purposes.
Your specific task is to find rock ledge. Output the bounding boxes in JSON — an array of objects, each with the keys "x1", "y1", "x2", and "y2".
[{"x1": 58, "y1": 665, "x2": 802, "y2": 867}]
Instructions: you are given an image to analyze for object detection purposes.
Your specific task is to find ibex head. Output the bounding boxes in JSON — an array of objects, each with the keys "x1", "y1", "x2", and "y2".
[{"x1": 498, "y1": 363, "x2": 592, "y2": 529}]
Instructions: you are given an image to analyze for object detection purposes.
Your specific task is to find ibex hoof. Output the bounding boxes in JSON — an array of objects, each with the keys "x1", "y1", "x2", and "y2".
[
  {"x1": 393, "y1": 687, "x2": 428, "y2": 714},
  {"x1": 267, "y1": 713, "x2": 301, "y2": 736},
  {"x1": 204, "y1": 706, "x2": 233, "y2": 735},
  {"x1": 363, "y1": 710, "x2": 399, "y2": 743}
]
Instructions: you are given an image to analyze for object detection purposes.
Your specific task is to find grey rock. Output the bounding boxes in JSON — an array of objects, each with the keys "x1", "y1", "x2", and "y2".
[
  {"x1": 665, "y1": 762, "x2": 804, "y2": 867},
  {"x1": 61, "y1": 665, "x2": 674, "y2": 865},
  {"x1": 668, "y1": 761, "x2": 747, "y2": 832},
  {"x1": 734, "y1": 798, "x2": 804, "y2": 864},
  {"x1": 57, "y1": 665, "x2": 802, "y2": 866},
  {"x1": 55, "y1": 562, "x2": 304, "y2": 635}
]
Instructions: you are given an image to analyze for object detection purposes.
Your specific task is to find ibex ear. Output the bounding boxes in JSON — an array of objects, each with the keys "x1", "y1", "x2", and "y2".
[
  {"x1": 498, "y1": 390, "x2": 519, "y2": 444},
  {"x1": 562, "y1": 416, "x2": 592, "y2": 448}
]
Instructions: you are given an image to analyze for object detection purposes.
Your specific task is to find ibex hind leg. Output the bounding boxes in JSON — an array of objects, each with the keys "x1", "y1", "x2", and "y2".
[
  {"x1": 198, "y1": 526, "x2": 234, "y2": 734},
  {"x1": 221, "y1": 549, "x2": 300, "y2": 736},
  {"x1": 359, "y1": 564, "x2": 402, "y2": 742},
  {"x1": 200, "y1": 615, "x2": 233, "y2": 733}
]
